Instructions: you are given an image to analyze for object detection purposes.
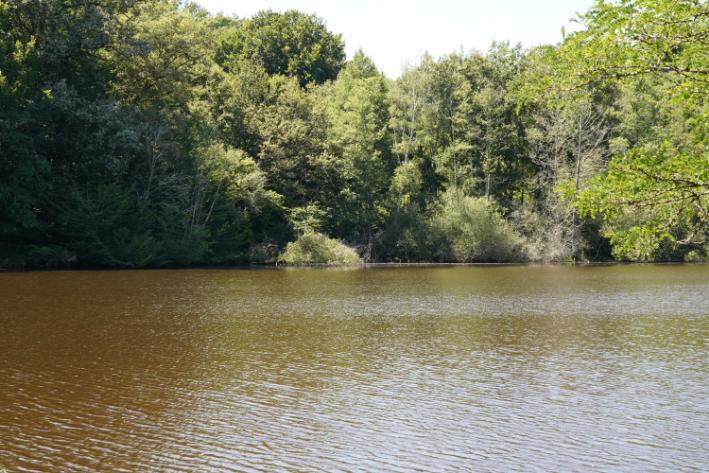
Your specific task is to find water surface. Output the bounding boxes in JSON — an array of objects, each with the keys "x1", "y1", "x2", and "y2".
[{"x1": 1, "y1": 265, "x2": 707, "y2": 471}]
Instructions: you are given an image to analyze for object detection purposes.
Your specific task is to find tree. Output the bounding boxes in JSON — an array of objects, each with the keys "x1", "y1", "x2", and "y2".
[
  {"x1": 251, "y1": 75, "x2": 339, "y2": 209},
  {"x1": 549, "y1": 0, "x2": 709, "y2": 260},
  {"x1": 323, "y1": 51, "x2": 394, "y2": 256},
  {"x1": 0, "y1": 0, "x2": 143, "y2": 267},
  {"x1": 467, "y1": 43, "x2": 529, "y2": 205},
  {"x1": 577, "y1": 146, "x2": 708, "y2": 260},
  {"x1": 521, "y1": 101, "x2": 610, "y2": 261},
  {"x1": 551, "y1": 0, "x2": 708, "y2": 93},
  {"x1": 216, "y1": 10, "x2": 345, "y2": 87}
]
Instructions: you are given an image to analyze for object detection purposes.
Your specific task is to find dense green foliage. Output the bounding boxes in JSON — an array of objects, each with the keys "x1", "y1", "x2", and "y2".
[
  {"x1": 1, "y1": 0, "x2": 705, "y2": 268},
  {"x1": 215, "y1": 9, "x2": 345, "y2": 87},
  {"x1": 429, "y1": 191, "x2": 524, "y2": 262},
  {"x1": 277, "y1": 232, "x2": 361, "y2": 265}
]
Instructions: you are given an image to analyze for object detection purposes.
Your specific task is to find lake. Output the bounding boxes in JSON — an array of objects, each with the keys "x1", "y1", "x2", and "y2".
[{"x1": 1, "y1": 265, "x2": 707, "y2": 471}]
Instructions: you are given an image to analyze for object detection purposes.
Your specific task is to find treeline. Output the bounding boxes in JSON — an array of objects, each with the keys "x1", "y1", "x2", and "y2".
[{"x1": 1, "y1": 0, "x2": 706, "y2": 268}]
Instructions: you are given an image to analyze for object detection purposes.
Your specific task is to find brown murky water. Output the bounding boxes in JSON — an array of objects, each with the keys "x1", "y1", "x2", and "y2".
[{"x1": 1, "y1": 265, "x2": 707, "y2": 472}]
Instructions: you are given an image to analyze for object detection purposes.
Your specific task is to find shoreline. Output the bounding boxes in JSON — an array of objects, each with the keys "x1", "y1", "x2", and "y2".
[{"x1": 1, "y1": 260, "x2": 704, "y2": 273}]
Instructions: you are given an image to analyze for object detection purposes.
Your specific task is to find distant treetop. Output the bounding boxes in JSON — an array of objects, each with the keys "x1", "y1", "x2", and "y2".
[{"x1": 215, "y1": 9, "x2": 346, "y2": 87}]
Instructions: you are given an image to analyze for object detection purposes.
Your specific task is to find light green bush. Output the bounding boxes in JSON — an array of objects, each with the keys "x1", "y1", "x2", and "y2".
[
  {"x1": 428, "y1": 190, "x2": 525, "y2": 262},
  {"x1": 278, "y1": 231, "x2": 362, "y2": 265},
  {"x1": 684, "y1": 246, "x2": 708, "y2": 263}
]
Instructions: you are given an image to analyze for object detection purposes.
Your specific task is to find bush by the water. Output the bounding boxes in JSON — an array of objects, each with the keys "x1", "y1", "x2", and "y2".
[
  {"x1": 428, "y1": 191, "x2": 525, "y2": 262},
  {"x1": 278, "y1": 232, "x2": 362, "y2": 265}
]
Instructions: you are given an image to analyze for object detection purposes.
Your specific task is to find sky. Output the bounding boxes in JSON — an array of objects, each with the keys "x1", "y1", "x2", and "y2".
[{"x1": 196, "y1": 0, "x2": 595, "y2": 78}]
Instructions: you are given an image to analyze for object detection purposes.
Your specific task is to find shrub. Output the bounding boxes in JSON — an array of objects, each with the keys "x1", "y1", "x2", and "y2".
[
  {"x1": 277, "y1": 231, "x2": 362, "y2": 265},
  {"x1": 428, "y1": 190, "x2": 525, "y2": 262},
  {"x1": 685, "y1": 247, "x2": 708, "y2": 263}
]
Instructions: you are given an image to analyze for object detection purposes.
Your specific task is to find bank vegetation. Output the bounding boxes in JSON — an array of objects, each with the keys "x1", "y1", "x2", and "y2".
[{"x1": 1, "y1": 0, "x2": 706, "y2": 268}]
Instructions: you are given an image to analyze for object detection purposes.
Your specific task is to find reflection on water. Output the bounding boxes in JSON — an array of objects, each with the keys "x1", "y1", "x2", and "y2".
[{"x1": 0, "y1": 265, "x2": 707, "y2": 471}]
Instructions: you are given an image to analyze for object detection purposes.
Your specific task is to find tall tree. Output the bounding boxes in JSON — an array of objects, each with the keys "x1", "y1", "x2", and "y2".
[
  {"x1": 324, "y1": 51, "x2": 393, "y2": 256},
  {"x1": 216, "y1": 10, "x2": 345, "y2": 87}
]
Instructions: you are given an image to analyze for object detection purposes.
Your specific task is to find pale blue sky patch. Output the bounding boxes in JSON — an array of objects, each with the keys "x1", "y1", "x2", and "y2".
[{"x1": 196, "y1": 0, "x2": 594, "y2": 78}]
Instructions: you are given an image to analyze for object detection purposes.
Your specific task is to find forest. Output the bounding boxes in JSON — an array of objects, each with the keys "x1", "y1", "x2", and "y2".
[{"x1": 0, "y1": 0, "x2": 706, "y2": 268}]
